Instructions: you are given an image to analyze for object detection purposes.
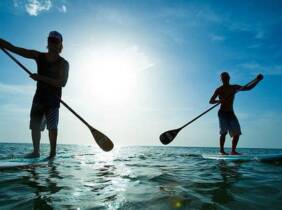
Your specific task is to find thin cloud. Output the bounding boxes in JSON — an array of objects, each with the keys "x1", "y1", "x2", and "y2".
[
  {"x1": 58, "y1": 4, "x2": 67, "y2": 13},
  {"x1": 0, "y1": 82, "x2": 34, "y2": 95},
  {"x1": 247, "y1": 43, "x2": 262, "y2": 49},
  {"x1": 94, "y1": 8, "x2": 131, "y2": 25},
  {"x1": 122, "y1": 45, "x2": 155, "y2": 72},
  {"x1": 13, "y1": 0, "x2": 22, "y2": 8},
  {"x1": 255, "y1": 30, "x2": 265, "y2": 39},
  {"x1": 0, "y1": 104, "x2": 29, "y2": 115},
  {"x1": 239, "y1": 62, "x2": 261, "y2": 70},
  {"x1": 25, "y1": 0, "x2": 52, "y2": 16},
  {"x1": 267, "y1": 65, "x2": 282, "y2": 75},
  {"x1": 0, "y1": 83, "x2": 32, "y2": 119},
  {"x1": 13, "y1": 0, "x2": 67, "y2": 16},
  {"x1": 158, "y1": 7, "x2": 190, "y2": 19},
  {"x1": 164, "y1": 5, "x2": 268, "y2": 41},
  {"x1": 222, "y1": 18, "x2": 267, "y2": 40},
  {"x1": 245, "y1": 111, "x2": 282, "y2": 124},
  {"x1": 159, "y1": 6, "x2": 222, "y2": 25},
  {"x1": 157, "y1": 5, "x2": 266, "y2": 44},
  {"x1": 196, "y1": 7, "x2": 222, "y2": 24},
  {"x1": 210, "y1": 34, "x2": 225, "y2": 42},
  {"x1": 239, "y1": 62, "x2": 282, "y2": 76}
]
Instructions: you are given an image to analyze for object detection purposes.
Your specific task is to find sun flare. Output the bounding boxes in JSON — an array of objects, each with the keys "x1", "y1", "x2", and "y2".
[{"x1": 73, "y1": 45, "x2": 153, "y2": 108}]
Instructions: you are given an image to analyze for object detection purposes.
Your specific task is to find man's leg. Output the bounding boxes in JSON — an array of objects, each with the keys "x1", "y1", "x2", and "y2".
[
  {"x1": 46, "y1": 108, "x2": 59, "y2": 158},
  {"x1": 218, "y1": 110, "x2": 228, "y2": 155},
  {"x1": 220, "y1": 133, "x2": 228, "y2": 155},
  {"x1": 31, "y1": 129, "x2": 41, "y2": 156},
  {"x1": 231, "y1": 134, "x2": 240, "y2": 155},
  {"x1": 25, "y1": 129, "x2": 41, "y2": 158},
  {"x1": 230, "y1": 113, "x2": 241, "y2": 155},
  {"x1": 27, "y1": 103, "x2": 44, "y2": 158},
  {"x1": 48, "y1": 129, "x2": 57, "y2": 158}
]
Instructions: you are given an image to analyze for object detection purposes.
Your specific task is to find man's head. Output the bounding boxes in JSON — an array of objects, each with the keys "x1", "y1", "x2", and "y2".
[
  {"x1": 221, "y1": 72, "x2": 230, "y2": 85},
  {"x1": 47, "y1": 31, "x2": 63, "y2": 54}
]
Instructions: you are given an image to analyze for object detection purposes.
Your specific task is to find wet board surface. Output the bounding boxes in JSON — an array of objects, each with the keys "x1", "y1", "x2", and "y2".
[
  {"x1": 0, "y1": 158, "x2": 49, "y2": 169},
  {"x1": 202, "y1": 153, "x2": 282, "y2": 161}
]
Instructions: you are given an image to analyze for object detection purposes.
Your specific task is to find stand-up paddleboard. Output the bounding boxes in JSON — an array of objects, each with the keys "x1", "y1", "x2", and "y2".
[
  {"x1": 202, "y1": 153, "x2": 282, "y2": 161},
  {"x1": 0, "y1": 157, "x2": 49, "y2": 169}
]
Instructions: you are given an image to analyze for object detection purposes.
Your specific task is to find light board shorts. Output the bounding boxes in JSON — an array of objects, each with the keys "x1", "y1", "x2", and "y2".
[
  {"x1": 218, "y1": 110, "x2": 241, "y2": 137},
  {"x1": 30, "y1": 103, "x2": 59, "y2": 131}
]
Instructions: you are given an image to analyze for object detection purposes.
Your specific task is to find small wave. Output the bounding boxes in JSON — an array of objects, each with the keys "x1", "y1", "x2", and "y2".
[
  {"x1": 177, "y1": 154, "x2": 202, "y2": 158},
  {"x1": 150, "y1": 172, "x2": 177, "y2": 183}
]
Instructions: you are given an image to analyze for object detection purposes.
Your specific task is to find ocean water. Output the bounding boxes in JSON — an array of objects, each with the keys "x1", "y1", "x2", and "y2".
[{"x1": 0, "y1": 143, "x2": 282, "y2": 210}]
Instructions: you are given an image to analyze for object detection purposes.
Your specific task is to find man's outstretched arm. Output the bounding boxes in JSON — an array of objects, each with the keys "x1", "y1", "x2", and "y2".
[
  {"x1": 0, "y1": 38, "x2": 40, "y2": 59},
  {"x1": 239, "y1": 74, "x2": 264, "y2": 91}
]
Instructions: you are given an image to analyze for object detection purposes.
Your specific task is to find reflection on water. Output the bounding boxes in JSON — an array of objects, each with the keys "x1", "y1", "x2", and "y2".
[
  {"x1": 18, "y1": 160, "x2": 62, "y2": 210},
  {"x1": 212, "y1": 161, "x2": 241, "y2": 204},
  {"x1": 0, "y1": 144, "x2": 282, "y2": 209}
]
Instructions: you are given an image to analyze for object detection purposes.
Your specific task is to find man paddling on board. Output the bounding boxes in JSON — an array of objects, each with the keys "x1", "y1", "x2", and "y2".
[
  {"x1": 0, "y1": 31, "x2": 69, "y2": 158},
  {"x1": 209, "y1": 72, "x2": 263, "y2": 155}
]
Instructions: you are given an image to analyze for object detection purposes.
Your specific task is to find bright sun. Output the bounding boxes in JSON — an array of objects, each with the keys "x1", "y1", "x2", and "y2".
[{"x1": 72, "y1": 45, "x2": 153, "y2": 108}]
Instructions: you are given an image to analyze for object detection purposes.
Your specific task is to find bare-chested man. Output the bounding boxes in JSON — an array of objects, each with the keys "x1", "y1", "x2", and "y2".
[{"x1": 209, "y1": 72, "x2": 263, "y2": 155}]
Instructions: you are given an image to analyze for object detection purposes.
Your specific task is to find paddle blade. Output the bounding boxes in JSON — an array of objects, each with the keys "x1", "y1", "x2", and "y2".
[
  {"x1": 160, "y1": 128, "x2": 181, "y2": 145},
  {"x1": 89, "y1": 127, "x2": 114, "y2": 152}
]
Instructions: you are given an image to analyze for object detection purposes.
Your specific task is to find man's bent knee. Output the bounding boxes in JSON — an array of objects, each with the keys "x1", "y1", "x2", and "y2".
[
  {"x1": 48, "y1": 128, "x2": 58, "y2": 133},
  {"x1": 31, "y1": 129, "x2": 41, "y2": 134}
]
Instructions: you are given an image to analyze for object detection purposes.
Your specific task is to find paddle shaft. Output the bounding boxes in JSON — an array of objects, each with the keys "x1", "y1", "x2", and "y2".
[
  {"x1": 1, "y1": 48, "x2": 91, "y2": 128},
  {"x1": 179, "y1": 78, "x2": 259, "y2": 130}
]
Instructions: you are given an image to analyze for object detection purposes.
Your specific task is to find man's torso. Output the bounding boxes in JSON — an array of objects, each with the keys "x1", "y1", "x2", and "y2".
[
  {"x1": 217, "y1": 85, "x2": 240, "y2": 112},
  {"x1": 33, "y1": 53, "x2": 67, "y2": 108}
]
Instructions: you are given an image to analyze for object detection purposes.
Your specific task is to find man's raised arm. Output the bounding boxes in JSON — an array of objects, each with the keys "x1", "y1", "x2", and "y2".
[
  {"x1": 238, "y1": 74, "x2": 264, "y2": 91},
  {"x1": 0, "y1": 38, "x2": 40, "y2": 59}
]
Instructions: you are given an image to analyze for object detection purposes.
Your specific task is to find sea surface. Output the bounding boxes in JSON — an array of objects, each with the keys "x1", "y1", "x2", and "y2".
[{"x1": 0, "y1": 143, "x2": 282, "y2": 210}]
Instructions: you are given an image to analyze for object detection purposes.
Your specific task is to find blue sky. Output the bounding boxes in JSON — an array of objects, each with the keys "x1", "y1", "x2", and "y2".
[{"x1": 0, "y1": 0, "x2": 281, "y2": 148}]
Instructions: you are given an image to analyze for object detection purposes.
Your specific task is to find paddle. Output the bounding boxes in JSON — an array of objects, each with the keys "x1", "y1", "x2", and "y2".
[
  {"x1": 159, "y1": 77, "x2": 259, "y2": 145},
  {"x1": 1, "y1": 48, "x2": 114, "y2": 152}
]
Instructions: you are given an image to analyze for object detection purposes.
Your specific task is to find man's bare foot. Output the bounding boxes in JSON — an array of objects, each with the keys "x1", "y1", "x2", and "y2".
[
  {"x1": 24, "y1": 152, "x2": 40, "y2": 158},
  {"x1": 219, "y1": 151, "x2": 228, "y2": 155},
  {"x1": 230, "y1": 151, "x2": 241, "y2": 155}
]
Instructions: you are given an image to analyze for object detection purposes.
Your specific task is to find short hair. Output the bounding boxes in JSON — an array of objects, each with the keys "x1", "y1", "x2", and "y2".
[
  {"x1": 221, "y1": 72, "x2": 230, "y2": 79},
  {"x1": 48, "y1": 31, "x2": 63, "y2": 42}
]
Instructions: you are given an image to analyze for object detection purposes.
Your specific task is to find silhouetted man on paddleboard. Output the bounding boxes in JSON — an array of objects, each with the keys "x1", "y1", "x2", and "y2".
[
  {"x1": 209, "y1": 72, "x2": 263, "y2": 155},
  {"x1": 0, "y1": 31, "x2": 69, "y2": 158}
]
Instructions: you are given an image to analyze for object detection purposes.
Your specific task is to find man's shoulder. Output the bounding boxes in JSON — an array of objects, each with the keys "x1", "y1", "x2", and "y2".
[
  {"x1": 217, "y1": 85, "x2": 236, "y2": 94},
  {"x1": 35, "y1": 52, "x2": 45, "y2": 59},
  {"x1": 230, "y1": 84, "x2": 240, "y2": 87},
  {"x1": 59, "y1": 56, "x2": 69, "y2": 65},
  {"x1": 231, "y1": 84, "x2": 241, "y2": 90},
  {"x1": 216, "y1": 86, "x2": 224, "y2": 92},
  {"x1": 58, "y1": 56, "x2": 69, "y2": 70}
]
